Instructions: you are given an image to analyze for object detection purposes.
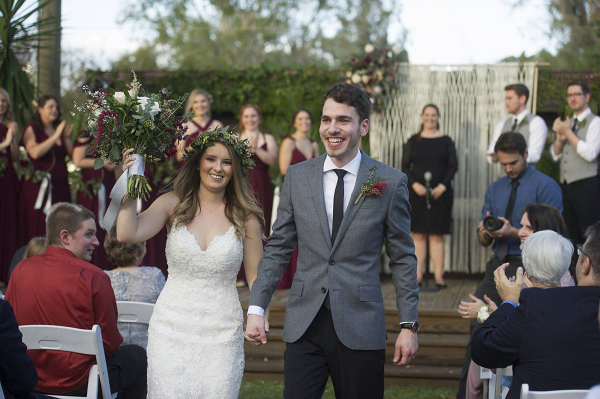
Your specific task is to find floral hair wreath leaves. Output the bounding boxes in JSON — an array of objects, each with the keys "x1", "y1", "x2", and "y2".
[{"x1": 183, "y1": 126, "x2": 255, "y2": 176}]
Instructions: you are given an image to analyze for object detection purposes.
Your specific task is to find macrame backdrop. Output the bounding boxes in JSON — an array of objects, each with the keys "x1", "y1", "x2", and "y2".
[{"x1": 372, "y1": 63, "x2": 538, "y2": 273}]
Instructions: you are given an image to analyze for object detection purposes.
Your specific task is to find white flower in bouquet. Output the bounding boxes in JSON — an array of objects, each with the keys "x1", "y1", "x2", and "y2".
[
  {"x1": 373, "y1": 85, "x2": 383, "y2": 95},
  {"x1": 391, "y1": 45, "x2": 401, "y2": 54},
  {"x1": 477, "y1": 305, "x2": 491, "y2": 323},
  {"x1": 346, "y1": 71, "x2": 352, "y2": 78},
  {"x1": 137, "y1": 97, "x2": 161, "y2": 120},
  {"x1": 351, "y1": 73, "x2": 361, "y2": 84},
  {"x1": 361, "y1": 75, "x2": 370, "y2": 84},
  {"x1": 113, "y1": 91, "x2": 126, "y2": 105},
  {"x1": 375, "y1": 69, "x2": 384, "y2": 82},
  {"x1": 364, "y1": 44, "x2": 375, "y2": 54}
]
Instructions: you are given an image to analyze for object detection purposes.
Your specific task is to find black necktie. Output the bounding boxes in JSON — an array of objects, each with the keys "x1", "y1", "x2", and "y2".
[
  {"x1": 511, "y1": 118, "x2": 518, "y2": 132},
  {"x1": 497, "y1": 179, "x2": 519, "y2": 260},
  {"x1": 331, "y1": 169, "x2": 347, "y2": 245},
  {"x1": 572, "y1": 119, "x2": 579, "y2": 134}
]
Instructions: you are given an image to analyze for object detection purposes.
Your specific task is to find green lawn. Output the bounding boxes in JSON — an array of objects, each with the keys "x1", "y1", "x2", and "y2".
[{"x1": 239, "y1": 380, "x2": 455, "y2": 398}]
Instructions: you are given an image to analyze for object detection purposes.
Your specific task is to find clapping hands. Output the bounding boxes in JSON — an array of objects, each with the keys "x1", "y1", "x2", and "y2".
[
  {"x1": 458, "y1": 294, "x2": 498, "y2": 319},
  {"x1": 494, "y1": 263, "x2": 524, "y2": 304}
]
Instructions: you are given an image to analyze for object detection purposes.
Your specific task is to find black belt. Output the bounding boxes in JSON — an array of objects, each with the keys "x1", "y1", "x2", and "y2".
[{"x1": 501, "y1": 254, "x2": 522, "y2": 261}]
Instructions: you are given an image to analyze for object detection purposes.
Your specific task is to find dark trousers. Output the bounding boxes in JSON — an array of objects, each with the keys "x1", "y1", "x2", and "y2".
[
  {"x1": 283, "y1": 303, "x2": 385, "y2": 399},
  {"x1": 456, "y1": 254, "x2": 523, "y2": 399},
  {"x1": 63, "y1": 345, "x2": 147, "y2": 399},
  {"x1": 562, "y1": 176, "x2": 600, "y2": 245}
]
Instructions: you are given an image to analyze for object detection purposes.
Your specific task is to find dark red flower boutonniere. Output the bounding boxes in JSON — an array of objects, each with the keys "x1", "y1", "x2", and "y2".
[{"x1": 355, "y1": 165, "x2": 390, "y2": 204}]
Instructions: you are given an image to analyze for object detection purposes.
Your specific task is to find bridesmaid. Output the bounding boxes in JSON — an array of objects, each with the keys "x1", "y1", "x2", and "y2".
[
  {"x1": 18, "y1": 95, "x2": 73, "y2": 246},
  {"x1": 0, "y1": 88, "x2": 20, "y2": 285},
  {"x1": 237, "y1": 104, "x2": 278, "y2": 285},
  {"x1": 176, "y1": 89, "x2": 222, "y2": 163},
  {"x1": 277, "y1": 108, "x2": 319, "y2": 289},
  {"x1": 72, "y1": 136, "x2": 118, "y2": 269}
]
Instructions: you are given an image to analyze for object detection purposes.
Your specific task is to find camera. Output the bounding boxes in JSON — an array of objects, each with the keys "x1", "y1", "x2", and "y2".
[{"x1": 483, "y1": 216, "x2": 503, "y2": 232}]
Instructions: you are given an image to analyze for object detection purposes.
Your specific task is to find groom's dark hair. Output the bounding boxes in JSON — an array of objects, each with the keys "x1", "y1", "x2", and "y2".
[{"x1": 322, "y1": 83, "x2": 371, "y2": 123}]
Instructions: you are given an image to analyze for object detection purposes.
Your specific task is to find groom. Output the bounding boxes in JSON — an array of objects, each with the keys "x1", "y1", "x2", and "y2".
[{"x1": 245, "y1": 83, "x2": 419, "y2": 398}]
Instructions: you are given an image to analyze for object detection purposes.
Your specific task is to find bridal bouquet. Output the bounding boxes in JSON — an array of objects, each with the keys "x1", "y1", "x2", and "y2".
[
  {"x1": 346, "y1": 43, "x2": 402, "y2": 110},
  {"x1": 75, "y1": 72, "x2": 189, "y2": 200}
]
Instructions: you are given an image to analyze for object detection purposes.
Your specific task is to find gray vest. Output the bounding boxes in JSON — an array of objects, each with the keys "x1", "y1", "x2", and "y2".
[
  {"x1": 560, "y1": 112, "x2": 599, "y2": 184},
  {"x1": 502, "y1": 113, "x2": 534, "y2": 143}
]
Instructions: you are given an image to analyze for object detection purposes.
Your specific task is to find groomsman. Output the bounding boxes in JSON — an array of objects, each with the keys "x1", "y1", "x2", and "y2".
[
  {"x1": 551, "y1": 82, "x2": 600, "y2": 245},
  {"x1": 487, "y1": 84, "x2": 548, "y2": 165}
]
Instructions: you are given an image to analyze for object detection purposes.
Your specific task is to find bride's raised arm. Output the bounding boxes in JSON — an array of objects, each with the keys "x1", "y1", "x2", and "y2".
[{"x1": 116, "y1": 148, "x2": 178, "y2": 243}]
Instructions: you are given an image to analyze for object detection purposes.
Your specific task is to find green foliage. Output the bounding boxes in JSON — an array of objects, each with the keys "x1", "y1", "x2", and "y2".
[
  {"x1": 536, "y1": 70, "x2": 600, "y2": 116},
  {"x1": 0, "y1": 0, "x2": 60, "y2": 127},
  {"x1": 238, "y1": 380, "x2": 455, "y2": 398}
]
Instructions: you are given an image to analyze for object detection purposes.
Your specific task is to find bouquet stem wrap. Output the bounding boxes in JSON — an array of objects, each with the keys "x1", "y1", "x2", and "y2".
[{"x1": 102, "y1": 154, "x2": 147, "y2": 229}]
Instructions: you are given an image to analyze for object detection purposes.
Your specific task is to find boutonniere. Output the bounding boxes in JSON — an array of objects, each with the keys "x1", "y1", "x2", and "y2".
[
  {"x1": 517, "y1": 118, "x2": 528, "y2": 128},
  {"x1": 577, "y1": 118, "x2": 587, "y2": 128},
  {"x1": 355, "y1": 165, "x2": 390, "y2": 204}
]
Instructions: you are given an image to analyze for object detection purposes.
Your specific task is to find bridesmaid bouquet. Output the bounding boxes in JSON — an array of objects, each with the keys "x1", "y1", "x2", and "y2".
[{"x1": 75, "y1": 72, "x2": 189, "y2": 200}]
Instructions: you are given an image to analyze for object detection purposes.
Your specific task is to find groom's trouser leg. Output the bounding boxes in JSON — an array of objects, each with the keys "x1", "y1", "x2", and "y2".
[
  {"x1": 284, "y1": 305, "x2": 330, "y2": 399},
  {"x1": 325, "y1": 308, "x2": 385, "y2": 399}
]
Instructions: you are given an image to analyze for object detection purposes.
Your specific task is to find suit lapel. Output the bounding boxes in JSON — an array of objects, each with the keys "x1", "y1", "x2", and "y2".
[
  {"x1": 331, "y1": 152, "x2": 374, "y2": 253},
  {"x1": 309, "y1": 155, "x2": 332, "y2": 250}
]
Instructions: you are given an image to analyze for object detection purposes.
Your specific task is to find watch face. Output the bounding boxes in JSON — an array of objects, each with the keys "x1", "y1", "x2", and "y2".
[{"x1": 412, "y1": 322, "x2": 419, "y2": 333}]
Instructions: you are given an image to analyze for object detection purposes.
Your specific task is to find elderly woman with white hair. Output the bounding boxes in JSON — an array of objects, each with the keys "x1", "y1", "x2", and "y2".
[{"x1": 519, "y1": 230, "x2": 573, "y2": 289}]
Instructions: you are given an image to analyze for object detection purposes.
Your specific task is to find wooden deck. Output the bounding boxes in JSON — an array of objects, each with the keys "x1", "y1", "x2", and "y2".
[{"x1": 239, "y1": 276, "x2": 480, "y2": 388}]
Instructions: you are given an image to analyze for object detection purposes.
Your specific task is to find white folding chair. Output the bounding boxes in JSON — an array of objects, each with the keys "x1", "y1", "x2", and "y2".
[
  {"x1": 521, "y1": 383, "x2": 589, "y2": 398},
  {"x1": 116, "y1": 301, "x2": 154, "y2": 325},
  {"x1": 19, "y1": 325, "x2": 116, "y2": 399}
]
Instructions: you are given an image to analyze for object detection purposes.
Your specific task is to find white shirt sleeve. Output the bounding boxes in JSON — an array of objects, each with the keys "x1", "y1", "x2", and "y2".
[
  {"x1": 576, "y1": 116, "x2": 600, "y2": 162},
  {"x1": 247, "y1": 305, "x2": 265, "y2": 317},
  {"x1": 526, "y1": 116, "x2": 548, "y2": 164},
  {"x1": 549, "y1": 142, "x2": 562, "y2": 162},
  {"x1": 486, "y1": 120, "x2": 505, "y2": 164}
]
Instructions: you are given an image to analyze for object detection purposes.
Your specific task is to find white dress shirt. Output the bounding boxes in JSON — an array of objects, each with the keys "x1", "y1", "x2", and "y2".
[
  {"x1": 550, "y1": 107, "x2": 600, "y2": 163},
  {"x1": 487, "y1": 109, "x2": 548, "y2": 164},
  {"x1": 248, "y1": 151, "x2": 362, "y2": 318}
]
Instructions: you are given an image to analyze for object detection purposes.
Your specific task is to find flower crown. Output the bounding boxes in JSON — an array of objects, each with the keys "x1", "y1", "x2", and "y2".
[{"x1": 183, "y1": 126, "x2": 255, "y2": 176}]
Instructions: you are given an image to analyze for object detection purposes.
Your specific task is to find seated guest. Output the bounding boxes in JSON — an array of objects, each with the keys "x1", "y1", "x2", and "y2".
[
  {"x1": 23, "y1": 237, "x2": 48, "y2": 260},
  {"x1": 472, "y1": 227, "x2": 600, "y2": 399},
  {"x1": 0, "y1": 298, "x2": 55, "y2": 399},
  {"x1": 5, "y1": 203, "x2": 147, "y2": 398},
  {"x1": 104, "y1": 226, "x2": 166, "y2": 347}
]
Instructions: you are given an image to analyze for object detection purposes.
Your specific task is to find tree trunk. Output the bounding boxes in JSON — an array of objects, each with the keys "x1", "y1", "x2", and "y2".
[{"x1": 37, "y1": 0, "x2": 61, "y2": 99}]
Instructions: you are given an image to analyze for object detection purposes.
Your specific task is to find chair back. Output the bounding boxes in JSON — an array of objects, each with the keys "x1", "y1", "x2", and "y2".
[
  {"x1": 521, "y1": 383, "x2": 589, "y2": 398},
  {"x1": 19, "y1": 325, "x2": 115, "y2": 399},
  {"x1": 116, "y1": 301, "x2": 154, "y2": 325}
]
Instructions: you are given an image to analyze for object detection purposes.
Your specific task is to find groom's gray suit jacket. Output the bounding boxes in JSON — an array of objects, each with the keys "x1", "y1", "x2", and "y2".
[{"x1": 250, "y1": 151, "x2": 418, "y2": 350}]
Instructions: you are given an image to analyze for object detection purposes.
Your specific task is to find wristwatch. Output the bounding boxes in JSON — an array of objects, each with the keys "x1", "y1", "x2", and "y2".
[{"x1": 400, "y1": 321, "x2": 419, "y2": 333}]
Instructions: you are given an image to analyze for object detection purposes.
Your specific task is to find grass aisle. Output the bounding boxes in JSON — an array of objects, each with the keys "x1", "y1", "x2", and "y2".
[{"x1": 239, "y1": 381, "x2": 455, "y2": 398}]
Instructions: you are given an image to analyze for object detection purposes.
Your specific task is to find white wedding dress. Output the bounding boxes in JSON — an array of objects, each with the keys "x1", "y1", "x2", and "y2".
[{"x1": 147, "y1": 219, "x2": 245, "y2": 398}]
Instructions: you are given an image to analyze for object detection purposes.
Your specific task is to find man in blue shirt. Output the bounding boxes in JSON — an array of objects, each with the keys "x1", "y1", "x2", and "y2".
[{"x1": 457, "y1": 132, "x2": 562, "y2": 399}]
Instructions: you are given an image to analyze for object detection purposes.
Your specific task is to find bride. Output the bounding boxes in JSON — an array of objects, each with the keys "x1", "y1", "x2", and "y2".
[{"x1": 116, "y1": 129, "x2": 266, "y2": 397}]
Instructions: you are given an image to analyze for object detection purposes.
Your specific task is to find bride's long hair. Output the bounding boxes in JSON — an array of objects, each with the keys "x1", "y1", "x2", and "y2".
[{"x1": 172, "y1": 143, "x2": 265, "y2": 241}]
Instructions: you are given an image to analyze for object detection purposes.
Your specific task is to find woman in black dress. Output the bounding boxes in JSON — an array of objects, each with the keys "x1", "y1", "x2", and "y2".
[{"x1": 402, "y1": 104, "x2": 457, "y2": 287}]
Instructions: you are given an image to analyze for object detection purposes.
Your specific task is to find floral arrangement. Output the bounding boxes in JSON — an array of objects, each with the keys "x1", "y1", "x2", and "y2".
[
  {"x1": 346, "y1": 43, "x2": 402, "y2": 109},
  {"x1": 184, "y1": 126, "x2": 255, "y2": 176},
  {"x1": 355, "y1": 165, "x2": 390, "y2": 204},
  {"x1": 15, "y1": 146, "x2": 50, "y2": 183},
  {"x1": 75, "y1": 72, "x2": 189, "y2": 200},
  {"x1": 477, "y1": 305, "x2": 491, "y2": 323},
  {"x1": 66, "y1": 158, "x2": 103, "y2": 200}
]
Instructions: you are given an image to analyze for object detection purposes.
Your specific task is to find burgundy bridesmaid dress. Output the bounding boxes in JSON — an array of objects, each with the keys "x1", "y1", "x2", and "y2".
[
  {"x1": 0, "y1": 123, "x2": 19, "y2": 282},
  {"x1": 18, "y1": 124, "x2": 71, "y2": 247},
  {"x1": 73, "y1": 139, "x2": 116, "y2": 270},
  {"x1": 237, "y1": 141, "x2": 273, "y2": 282},
  {"x1": 141, "y1": 164, "x2": 169, "y2": 277},
  {"x1": 277, "y1": 137, "x2": 317, "y2": 289},
  {"x1": 179, "y1": 119, "x2": 213, "y2": 169}
]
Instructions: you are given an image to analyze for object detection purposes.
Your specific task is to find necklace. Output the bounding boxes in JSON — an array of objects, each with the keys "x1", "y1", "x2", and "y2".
[{"x1": 201, "y1": 201, "x2": 224, "y2": 213}]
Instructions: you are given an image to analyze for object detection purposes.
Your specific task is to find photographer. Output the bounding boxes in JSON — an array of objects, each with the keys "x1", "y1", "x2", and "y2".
[{"x1": 456, "y1": 132, "x2": 563, "y2": 399}]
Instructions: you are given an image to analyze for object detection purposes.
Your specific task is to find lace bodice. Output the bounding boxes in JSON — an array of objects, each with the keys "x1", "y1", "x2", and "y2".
[
  {"x1": 165, "y1": 222, "x2": 243, "y2": 281},
  {"x1": 147, "y1": 219, "x2": 245, "y2": 398}
]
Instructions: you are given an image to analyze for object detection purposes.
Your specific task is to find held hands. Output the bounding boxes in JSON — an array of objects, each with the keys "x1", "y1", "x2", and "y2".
[
  {"x1": 412, "y1": 182, "x2": 427, "y2": 197},
  {"x1": 244, "y1": 314, "x2": 270, "y2": 346},
  {"x1": 494, "y1": 263, "x2": 524, "y2": 304},
  {"x1": 458, "y1": 294, "x2": 498, "y2": 319},
  {"x1": 393, "y1": 329, "x2": 418, "y2": 366},
  {"x1": 430, "y1": 184, "x2": 446, "y2": 200}
]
